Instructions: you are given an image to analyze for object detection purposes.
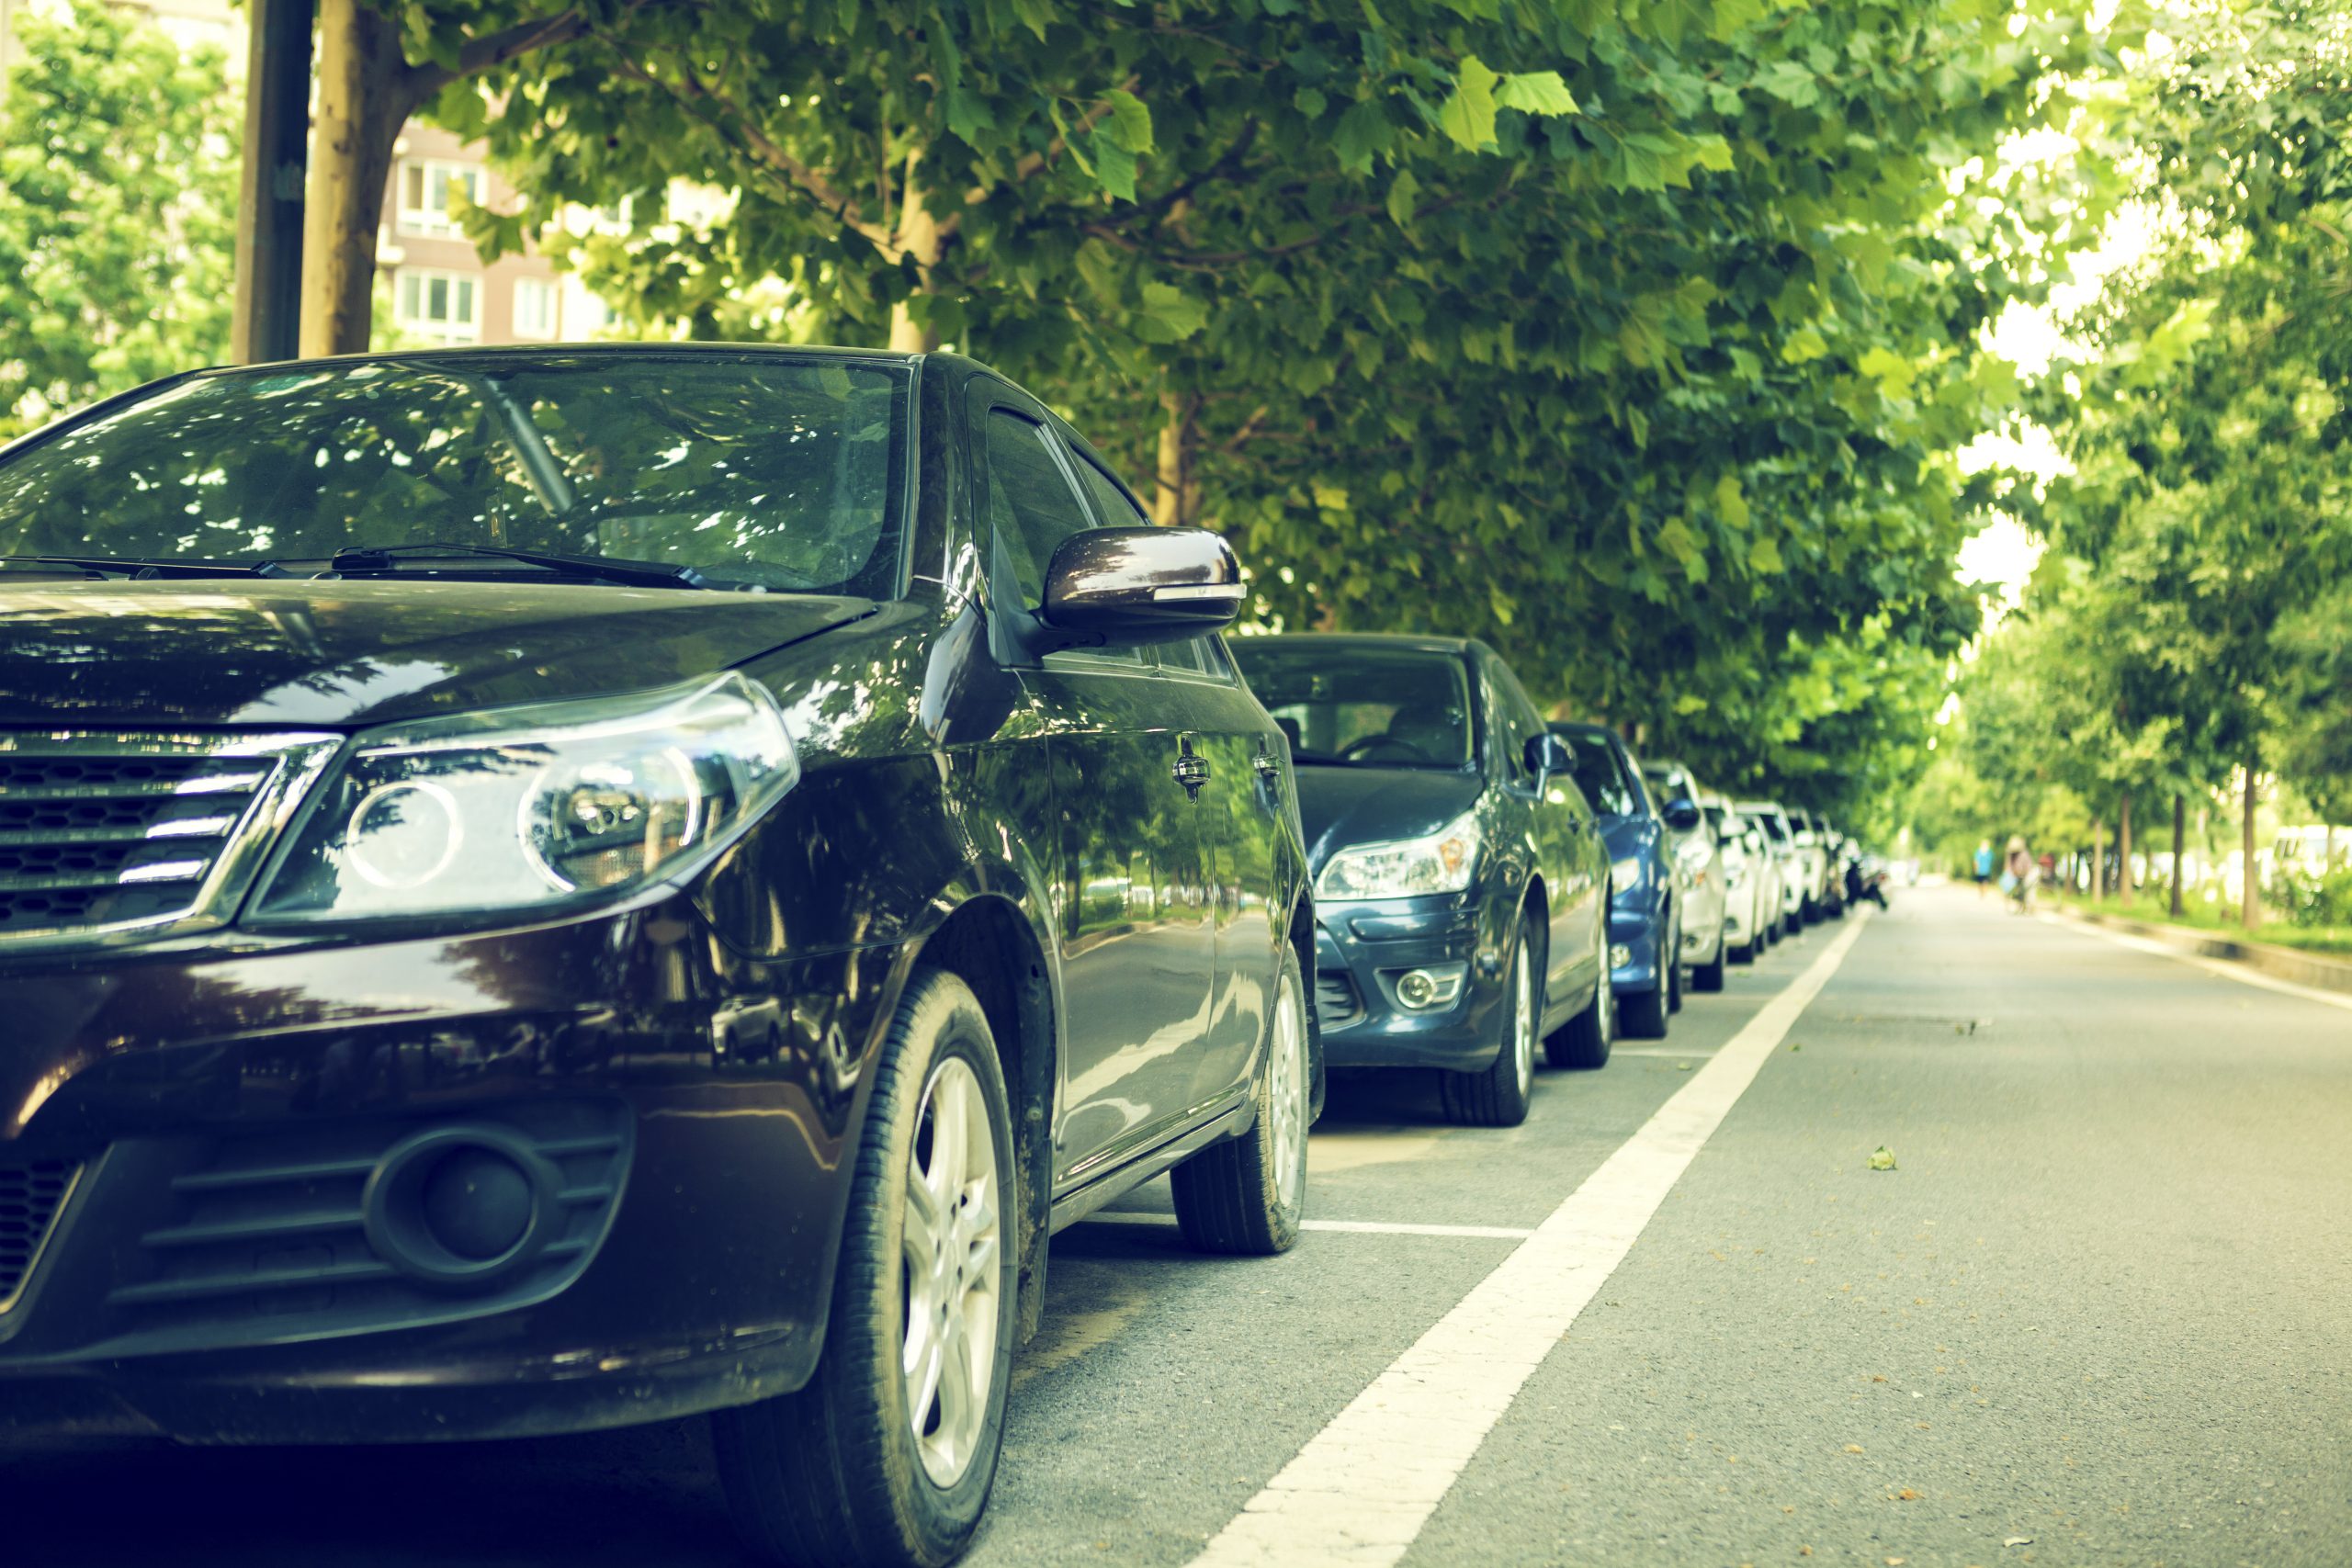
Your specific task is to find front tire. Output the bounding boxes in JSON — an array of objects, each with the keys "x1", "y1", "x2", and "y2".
[
  {"x1": 714, "y1": 970, "x2": 1016, "y2": 1568},
  {"x1": 1664, "y1": 913, "x2": 1686, "y2": 1013},
  {"x1": 1440, "y1": 923, "x2": 1538, "y2": 1126},
  {"x1": 1171, "y1": 947, "x2": 1310, "y2": 1254}
]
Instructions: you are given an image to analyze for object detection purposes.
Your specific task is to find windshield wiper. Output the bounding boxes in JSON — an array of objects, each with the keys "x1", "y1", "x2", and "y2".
[
  {"x1": 0, "y1": 553, "x2": 291, "y2": 580},
  {"x1": 326, "y1": 544, "x2": 711, "y2": 590}
]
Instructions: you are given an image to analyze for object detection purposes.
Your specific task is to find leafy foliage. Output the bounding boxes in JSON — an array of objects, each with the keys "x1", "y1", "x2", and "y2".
[{"x1": 0, "y1": 6, "x2": 237, "y2": 438}]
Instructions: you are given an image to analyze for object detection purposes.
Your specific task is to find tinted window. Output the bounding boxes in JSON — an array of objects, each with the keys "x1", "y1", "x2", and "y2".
[
  {"x1": 0, "y1": 355, "x2": 910, "y2": 595},
  {"x1": 1231, "y1": 643, "x2": 1476, "y2": 770},
  {"x1": 1073, "y1": 452, "x2": 1150, "y2": 527},
  {"x1": 1487, "y1": 659, "x2": 1549, "y2": 781},
  {"x1": 1556, "y1": 729, "x2": 1635, "y2": 816},
  {"x1": 985, "y1": 411, "x2": 1095, "y2": 604}
]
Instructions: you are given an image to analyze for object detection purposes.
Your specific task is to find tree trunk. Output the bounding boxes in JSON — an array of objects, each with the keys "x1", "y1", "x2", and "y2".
[
  {"x1": 1154, "y1": 391, "x2": 1201, "y2": 526},
  {"x1": 2089, "y1": 817, "x2": 2104, "y2": 900},
  {"x1": 2170, "y1": 792, "x2": 2186, "y2": 919},
  {"x1": 885, "y1": 148, "x2": 944, "y2": 353},
  {"x1": 2242, "y1": 765, "x2": 2261, "y2": 929},
  {"x1": 2118, "y1": 793, "x2": 2134, "y2": 902},
  {"x1": 301, "y1": 0, "x2": 413, "y2": 357}
]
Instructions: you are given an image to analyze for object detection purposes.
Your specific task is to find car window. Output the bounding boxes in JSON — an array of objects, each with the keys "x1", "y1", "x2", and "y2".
[
  {"x1": 984, "y1": 411, "x2": 1146, "y2": 666},
  {"x1": 1556, "y1": 730, "x2": 1635, "y2": 816},
  {"x1": 1072, "y1": 450, "x2": 1150, "y2": 527},
  {"x1": 0, "y1": 355, "x2": 911, "y2": 596},
  {"x1": 1230, "y1": 643, "x2": 1476, "y2": 770},
  {"x1": 1486, "y1": 659, "x2": 1549, "y2": 783}
]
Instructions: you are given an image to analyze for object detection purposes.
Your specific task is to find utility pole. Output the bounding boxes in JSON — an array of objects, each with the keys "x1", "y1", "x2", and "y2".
[{"x1": 230, "y1": 0, "x2": 314, "y2": 364}]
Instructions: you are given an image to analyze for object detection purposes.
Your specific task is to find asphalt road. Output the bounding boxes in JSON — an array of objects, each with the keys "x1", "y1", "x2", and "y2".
[{"x1": 10, "y1": 885, "x2": 2351, "y2": 1567}]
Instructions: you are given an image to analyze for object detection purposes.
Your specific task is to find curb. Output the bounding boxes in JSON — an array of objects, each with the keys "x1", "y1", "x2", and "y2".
[{"x1": 2054, "y1": 906, "x2": 2352, "y2": 998}]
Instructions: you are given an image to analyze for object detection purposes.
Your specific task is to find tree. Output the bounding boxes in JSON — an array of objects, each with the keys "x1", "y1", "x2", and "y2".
[{"x1": 0, "y1": 5, "x2": 237, "y2": 438}]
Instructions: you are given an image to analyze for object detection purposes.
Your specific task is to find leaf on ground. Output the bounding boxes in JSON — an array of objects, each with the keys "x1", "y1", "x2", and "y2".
[
  {"x1": 2004, "y1": 1538, "x2": 2035, "y2": 1548},
  {"x1": 1896, "y1": 1487, "x2": 1920, "y2": 1500},
  {"x1": 1868, "y1": 1145, "x2": 1897, "y2": 1171},
  {"x1": 1845, "y1": 1443, "x2": 1865, "y2": 1454},
  {"x1": 1789, "y1": 1042, "x2": 1803, "y2": 1051}
]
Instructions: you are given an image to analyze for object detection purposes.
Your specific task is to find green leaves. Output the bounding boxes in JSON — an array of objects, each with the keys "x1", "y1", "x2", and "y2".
[
  {"x1": 1436, "y1": 55, "x2": 1501, "y2": 151},
  {"x1": 1495, "y1": 71, "x2": 1579, "y2": 118}
]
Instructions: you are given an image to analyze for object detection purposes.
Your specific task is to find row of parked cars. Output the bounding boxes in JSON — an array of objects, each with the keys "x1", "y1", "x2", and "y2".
[{"x1": 0, "y1": 345, "x2": 1871, "y2": 1568}]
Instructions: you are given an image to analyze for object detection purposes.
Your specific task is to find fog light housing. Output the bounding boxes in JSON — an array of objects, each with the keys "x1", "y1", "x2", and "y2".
[
  {"x1": 362, "y1": 1124, "x2": 562, "y2": 1290},
  {"x1": 1610, "y1": 943, "x2": 1634, "y2": 969},
  {"x1": 1388, "y1": 963, "x2": 1467, "y2": 1011}
]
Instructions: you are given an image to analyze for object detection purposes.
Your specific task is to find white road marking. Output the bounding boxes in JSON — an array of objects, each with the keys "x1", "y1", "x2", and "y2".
[
  {"x1": 1080, "y1": 1211, "x2": 1533, "y2": 1241},
  {"x1": 1189, "y1": 910, "x2": 1874, "y2": 1568},
  {"x1": 1610, "y1": 1046, "x2": 1720, "y2": 1059},
  {"x1": 2039, "y1": 912, "x2": 2352, "y2": 1014}
]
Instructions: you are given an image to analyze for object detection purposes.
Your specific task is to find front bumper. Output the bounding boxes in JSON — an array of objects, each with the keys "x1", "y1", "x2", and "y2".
[
  {"x1": 1608, "y1": 887, "x2": 1669, "y2": 996},
  {"x1": 0, "y1": 892, "x2": 895, "y2": 1445},
  {"x1": 1311, "y1": 893, "x2": 1510, "y2": 1073}
]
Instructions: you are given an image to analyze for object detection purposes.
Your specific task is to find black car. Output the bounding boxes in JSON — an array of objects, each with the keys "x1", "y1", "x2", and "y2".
[
  {"x1": 0, "y1": 346, "x2": 1317, "y2": 1568},
  {"x1": 1228, "y1": 635, "x2": 1612, "y2": 1127}
]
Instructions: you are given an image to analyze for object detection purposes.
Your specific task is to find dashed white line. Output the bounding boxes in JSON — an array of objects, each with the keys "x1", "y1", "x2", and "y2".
[
  {"x1": 1188, "y1": 909, "x2": 1874, "y2": 1568},
  {"x1": 2039, "y1": 911, "x2": 2352, "y2": 1013},
  {"x1": 1080, "y1": 1212, "x2": 1534, "y2": 1241}
]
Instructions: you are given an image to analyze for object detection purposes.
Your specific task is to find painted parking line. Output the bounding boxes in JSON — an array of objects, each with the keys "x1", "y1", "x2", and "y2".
[
  {"x1": 2038, "y1": 911, "x2": 2352, "y2": 1014},
  {"x1": 1080, "y1": 1212, "x2": 1535, "y2": 1241},
  {"x1": 1610, "y1": 1045, "x2": 1720, "y2": 1059},
  {"x1": 1188, "y1": 909, "x2": 1875, "y2": 1568}
]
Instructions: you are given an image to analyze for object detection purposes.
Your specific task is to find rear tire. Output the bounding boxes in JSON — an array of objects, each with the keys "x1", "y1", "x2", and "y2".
[
  {"x1": 1171, "y1": 947, "x2": 1310, "y2": 1255},
  {"x1": 1692, "y1": 937, "x2": 1725, "y2": 992},
  {"x1": 1545, "y1": 908, "x2": 1614, "y2": 1069},
  {"x1": 714, "y1": 970, "x2": 1016, "y2": 1568},
  {"x1": 1620, "y1": 975, "x2": 1669, "y2": 1039},
  {"x1": 1440, "y1": 923, "x2": 1537, "y2": 1127}
]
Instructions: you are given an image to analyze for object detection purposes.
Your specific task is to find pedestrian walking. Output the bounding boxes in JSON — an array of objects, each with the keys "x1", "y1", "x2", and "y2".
[
  {"x1": 2002, "y1": 835, "x2": 2037, "y2": 913},
  {"x1": 1973, "y1": 838, "x2": 1996, "y2": 897}
]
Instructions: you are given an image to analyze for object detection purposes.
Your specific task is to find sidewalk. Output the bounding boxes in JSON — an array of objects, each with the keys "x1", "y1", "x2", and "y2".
[{"x1": 2051, "y1": 902, "x2": 2352, "y2": 998}]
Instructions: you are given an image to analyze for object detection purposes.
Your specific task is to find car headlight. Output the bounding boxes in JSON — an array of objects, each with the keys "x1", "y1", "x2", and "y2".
[
  {"x1": 1611, "y1": 856, "x2": 1643, "y2": 890},
  {"x1": 1316, "y1": 810, "x2": 1481, "y2": 901},
  {"x1": 249, "y1": 673, "x2": 798, "y2": 923}
]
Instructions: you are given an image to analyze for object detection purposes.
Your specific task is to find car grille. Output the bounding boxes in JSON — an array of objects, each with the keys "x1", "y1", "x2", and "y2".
[
  {"x1": 1314, "y1": 968, "x2": 1363, "y2": 1028},
  {"x1": 0, "y1": 732, "x2": 337, "y2": 948},
  {"x1": 0, "y1": 1156, "x2": 81, "y2": 1312}
]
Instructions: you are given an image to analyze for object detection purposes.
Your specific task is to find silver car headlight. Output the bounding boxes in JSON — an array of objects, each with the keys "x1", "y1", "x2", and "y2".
[
  {"x1": 1317, "y1": 810, "x2": 1481, "y2": 901},
  {"x1": 248, "y1": 673, "x2": 798, "y2": 923}
]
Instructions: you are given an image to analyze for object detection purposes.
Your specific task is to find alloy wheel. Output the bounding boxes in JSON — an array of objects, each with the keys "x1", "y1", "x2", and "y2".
[
  {"x1": 1511, "y1": 941, "x2": 1536, "y2": 1096},
  {"x1": 901, "y1": 1055, "x2": 1001, "y2": 1489},
  {"x1": 1270, "y1": 968, "x2": 1308, "y2": 1212}
]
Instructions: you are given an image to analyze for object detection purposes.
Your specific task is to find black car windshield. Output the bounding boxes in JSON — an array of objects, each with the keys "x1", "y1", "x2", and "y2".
[
  {"x1": 0, "y1": 353, "x2": 910, "y2": 595},
  {"x1": 1232, "y1": 643, "x2": 1476, "y2": 770},
  {"x1": 1555, "y1": 729, "x2": 1636, "y2": 816}
]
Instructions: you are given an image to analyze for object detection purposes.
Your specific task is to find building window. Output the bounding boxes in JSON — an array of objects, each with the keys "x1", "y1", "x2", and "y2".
[
  {"x1": 398, "y1": 160, "x2": 483, "y2": 238},
  {"x1": 513, "y1": 276, "x2": 556, "y2": 339},
  {"x1": 395, "y1": 269, "x2": 480, "y2": 343}
]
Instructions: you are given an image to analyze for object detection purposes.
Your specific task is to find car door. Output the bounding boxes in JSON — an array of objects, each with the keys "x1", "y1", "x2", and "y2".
[
  {"x1": 1062, "y1": 442, "x2": 1283, "y2": 1109},
  {"x1": 971, "y1": 387, "x2": 1213, "y2": 1184},
  {"x1": 1483, "y1": 653, "x2": 1598, "y2": 1011}
]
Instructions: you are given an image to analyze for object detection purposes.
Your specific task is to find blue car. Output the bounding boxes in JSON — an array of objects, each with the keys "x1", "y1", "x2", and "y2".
[{"x1": 1549, "y1": 722, "x2": 1695, "y2": 1039}]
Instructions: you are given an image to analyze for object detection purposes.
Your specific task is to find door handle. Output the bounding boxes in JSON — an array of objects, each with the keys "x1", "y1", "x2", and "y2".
[
  {"x1": 1173, "y1": 743, "x2": 1211, "y2": 793},
  {"x1": 1253, "y1": 748, "x2": 1281, "y2": 780}
]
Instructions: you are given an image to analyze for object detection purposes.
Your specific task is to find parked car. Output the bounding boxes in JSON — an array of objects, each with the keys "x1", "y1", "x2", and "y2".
[
  {"x1": 1705, "y1": 797, "x2": 1773, "y2": 964},
  {"x1": 1641, "y1": 760, "x2": 1727, "y2": 992},
  {"x1": 1736, "y1": 799, "x2": 1803, "y2": 942},
  {"x1": 1230, "y1": 635, "x2": 1612, "y2": 1125},
  {"x1": 0, "y1": 345, "x2": 1319, "y2": 1568},
  {"x1": 1551, "y1": 723, "x2": 1684, "y2": 1038}
]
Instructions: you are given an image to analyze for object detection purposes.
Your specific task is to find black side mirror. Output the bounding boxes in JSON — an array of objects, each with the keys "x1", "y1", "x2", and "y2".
[
  {"x1": 1661, "y1": 796, "x2": 1702, "y2": 831},
  {"x1": 1524, "y1": 732, "x2": 1574, "y2": 777},
  {"x1": 1035, "y1": 527, "x2": 1243, "y2": 652}
]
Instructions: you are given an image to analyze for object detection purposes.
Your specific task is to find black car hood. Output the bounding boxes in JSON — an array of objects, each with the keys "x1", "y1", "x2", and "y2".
[
  {"x1": 0, "y1": 579, "x2": 872, "y2": 728},
  {"x1": 1291, "y1": 765, "x2": 1485, "y2": 871}
]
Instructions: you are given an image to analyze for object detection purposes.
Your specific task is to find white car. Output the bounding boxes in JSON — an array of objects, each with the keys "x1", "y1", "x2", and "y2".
[
  {"x1": 1736, "y1": 800, "x2": 1804, "y2": 941},
  {"x1": 1643, "y1": 761, "x2": 1728, "y2": 991},
  {"x1": 1707, "y1": 798, "x2": 1774, "y2": 963}
]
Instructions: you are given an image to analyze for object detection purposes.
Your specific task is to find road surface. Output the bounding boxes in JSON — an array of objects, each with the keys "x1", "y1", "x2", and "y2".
[{"x1": 10, "y1": 885, "x2": 2350, "y2": 1566}]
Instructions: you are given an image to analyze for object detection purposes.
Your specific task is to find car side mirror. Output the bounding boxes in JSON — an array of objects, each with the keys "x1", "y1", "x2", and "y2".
[
  {"x1": 1035, "y1": 526, "x2": 1243, "y2": 652},
  {"x1": 1524, "y1": 733, "x2": 1574, "y2": 778},
  {"x1": 1661, "y1": 796, "x2": 1702, "y2": 831}
]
